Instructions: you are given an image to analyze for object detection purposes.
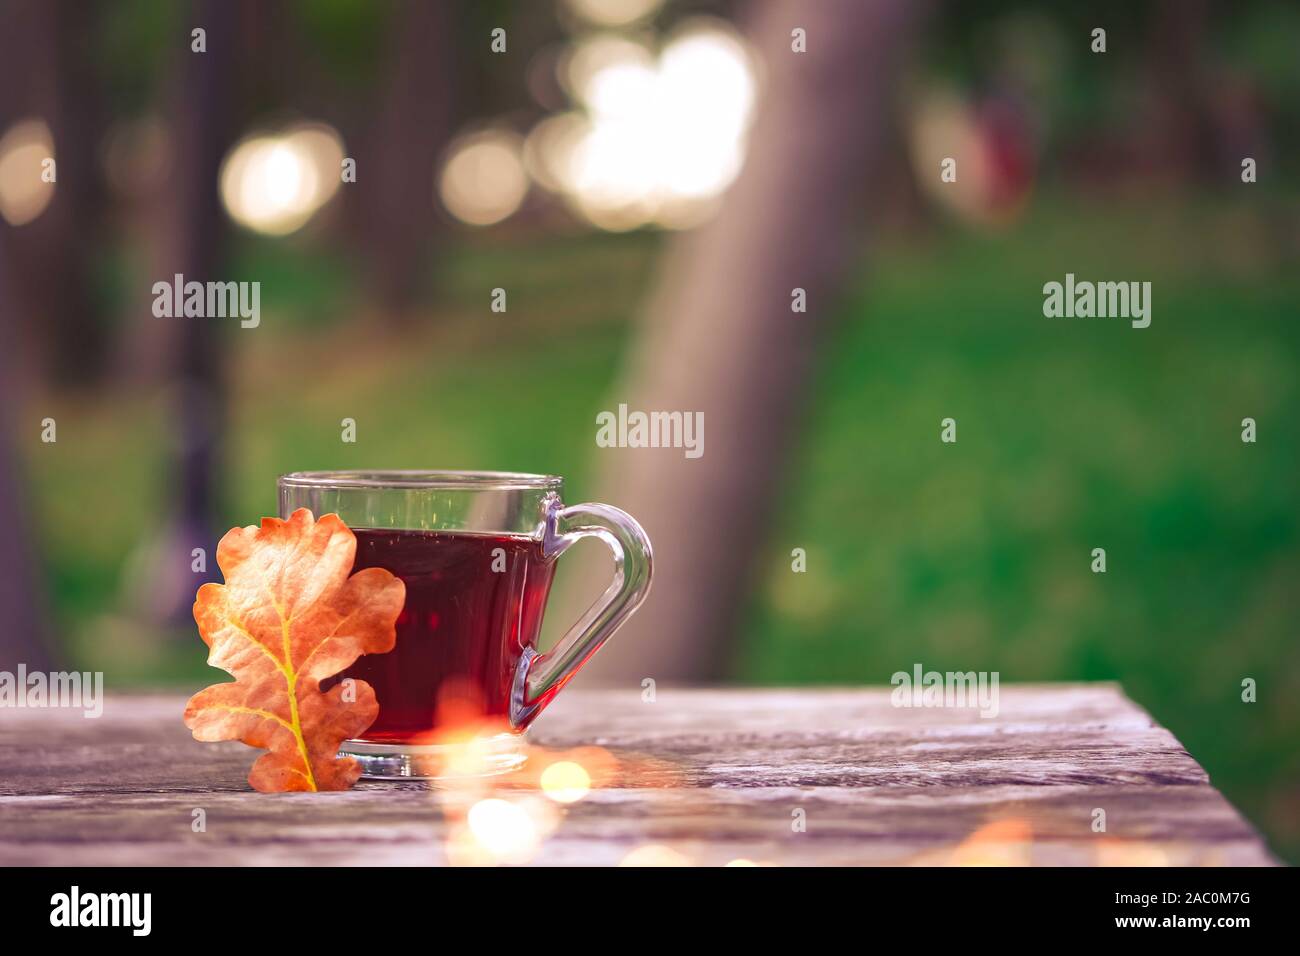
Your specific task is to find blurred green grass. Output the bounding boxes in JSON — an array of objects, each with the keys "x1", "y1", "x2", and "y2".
[{"x1": 20, "y1": 196, "x2": 1300, "y2": 862}]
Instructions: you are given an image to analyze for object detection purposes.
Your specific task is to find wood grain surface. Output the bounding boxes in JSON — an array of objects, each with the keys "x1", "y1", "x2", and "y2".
[{"x1": 0, "y1": 684, "x2": 1275, "y2": 866}]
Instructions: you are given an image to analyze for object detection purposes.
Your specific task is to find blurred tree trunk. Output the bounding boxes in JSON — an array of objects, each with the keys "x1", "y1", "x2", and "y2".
[
  {"x1": 0, "y1": 0, "x2": 109, "y2": 670},
  {"x1": 139, "y1": 0, "x2": 242, "y2": 626},
  {"x1": 567, "y1": 0, "x2": 927, "y2": 682},
  {"x1": 1150, "y1": 0, "x2": 1220, "y2": 180},
  {"x1": 0, "y1": 0, "x2": 109, "y2": 387},
  {"x1": 0, "y1": 247, "x2": 55, "y2": 672},
  {"x1": 358, "y1": 1, "x2": 458, "y2": 322}
]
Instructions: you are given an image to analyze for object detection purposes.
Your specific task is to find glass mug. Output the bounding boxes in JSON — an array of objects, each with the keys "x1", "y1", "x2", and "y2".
[{"x1": 278, "y1": 471, "x2": 652, "y2": 779}]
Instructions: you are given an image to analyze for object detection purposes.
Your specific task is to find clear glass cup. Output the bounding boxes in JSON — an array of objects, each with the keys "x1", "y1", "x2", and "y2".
[{"x1": 278, "y1": 470, "x2": 652, "y2": 779}]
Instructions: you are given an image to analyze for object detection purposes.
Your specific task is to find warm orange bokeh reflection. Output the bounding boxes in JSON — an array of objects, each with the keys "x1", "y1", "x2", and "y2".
[
  {"x1": 430, "y1": 715, "x2": 686, "y2": 865},
  {"x1": 945, "y1": 817, "x2": 1034, "y2": 867},
  {"x1": 619, "y1": 844, "x2": 693, "y2": 867},
  {"x1": 1094, "y1": 838, "x2": 1172, "y2": 867}
]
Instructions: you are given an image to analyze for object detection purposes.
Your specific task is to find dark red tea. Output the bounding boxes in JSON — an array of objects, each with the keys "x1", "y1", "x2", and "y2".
[{"x1": 337, "y1": 527, "x2": 556, "y2": 743}]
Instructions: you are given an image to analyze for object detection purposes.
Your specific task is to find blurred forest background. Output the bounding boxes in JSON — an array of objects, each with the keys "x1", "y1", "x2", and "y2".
[{"x1": 1, "y1": 0, "x2": 1298, "y2": 862}]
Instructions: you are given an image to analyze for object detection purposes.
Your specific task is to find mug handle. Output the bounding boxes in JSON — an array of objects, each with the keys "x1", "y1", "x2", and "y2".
[{"x1": 510, "y1": 492, "x2": 653, "y2": 728}]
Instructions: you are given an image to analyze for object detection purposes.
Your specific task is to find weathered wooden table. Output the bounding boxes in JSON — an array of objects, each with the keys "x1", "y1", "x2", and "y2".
[{"x1": 0, "y1": 684, "x2": 1275, "y2": 866}]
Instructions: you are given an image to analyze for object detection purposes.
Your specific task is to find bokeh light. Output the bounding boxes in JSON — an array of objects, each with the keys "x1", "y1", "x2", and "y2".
[
  {"x1": 219, "y1": 122, "x2": 345, "y2": 236},
  {"x1": 561, "y1": 34, "x2": 656, "y2": 102},
  {"x1": 619, "y1": 844, "x2": 693, "y2": 866},
  {"x1": 563, "y1": 0, "x2": 664, "y2": 29},
  {"x1": 1094, "y1": 840, "x2": 1172, "y2": 867},
  {"x1": 438, "y1": 130, "x2": 529, "y2": 226},
  {"x1": 448, "y1": 796, "x2": 561, "y2": 866},
  {"x1": 948, "y1": 818, "x2": 1033, "y2": 867},
  {"x1": 0, "y1": 119, "x2": 56, "y2": 226},
  {"x1": 539, "y1": 759, "x2": 592, "y2": 803},
  {"x1": 522, "y1": 112, "x2": 590, "y2": 193},
  {"x1": 466, "y1": 798, "x2": 540, "y2": 864},
  {"x1": 527, "y1": 18, "x2": 758, "y2": 231}
]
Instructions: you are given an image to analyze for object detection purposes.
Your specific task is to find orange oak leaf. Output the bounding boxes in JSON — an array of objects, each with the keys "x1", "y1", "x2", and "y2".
[{"x1": 184, "y1": 508, "x2": 405, "y2": 792}]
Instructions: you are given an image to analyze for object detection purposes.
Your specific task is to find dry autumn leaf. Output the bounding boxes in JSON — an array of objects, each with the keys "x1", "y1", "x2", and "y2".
[{"x1": 184, "y1": 508, "x2": 405, "y2": 792}]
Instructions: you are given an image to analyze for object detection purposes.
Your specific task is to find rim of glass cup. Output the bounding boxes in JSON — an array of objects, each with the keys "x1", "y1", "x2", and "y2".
[{"x1": 278, "y1": 470, "x2": 564, "y2": 491}]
